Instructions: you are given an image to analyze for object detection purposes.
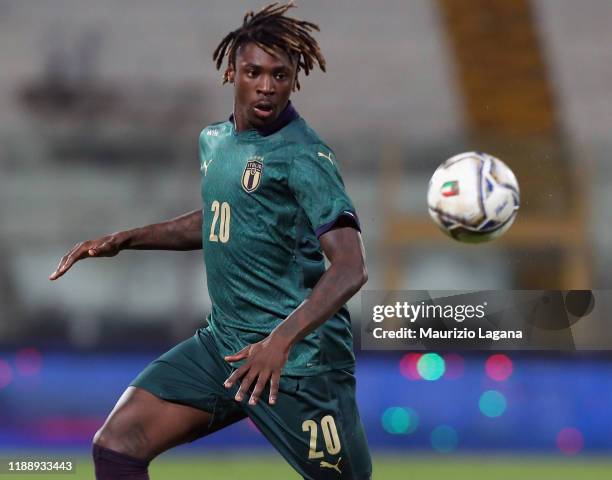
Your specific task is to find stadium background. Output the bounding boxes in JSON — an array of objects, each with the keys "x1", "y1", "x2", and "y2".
[{"x1": 1, "y1": 0, "x2": 612, "y2": 478}]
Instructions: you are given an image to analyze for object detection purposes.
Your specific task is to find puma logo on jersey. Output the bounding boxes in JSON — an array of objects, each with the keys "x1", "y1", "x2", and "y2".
[
  {"x1": 320, "y1": 457, "x2": 342, "y2": 474},
  {"x1": 201, "y1": 158, "x2": 214, "y2": 176},
  {"x1": 317, "y1": 151, "x2": 334, "y2": 165},
  {"x1": 206, "y1": 129, "x2": 219, "y2": 136}
]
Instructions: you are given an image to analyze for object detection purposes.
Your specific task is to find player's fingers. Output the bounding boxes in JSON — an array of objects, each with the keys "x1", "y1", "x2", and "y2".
[
  {"x1": 224, "y1": 364, "x2": 247, "y2": 389},
  {"x1": 49, "y1": 254, "x2": 70, "y2": 280},
  {"x1": 235, "y1": 372, "x2": 257, "y2": 402},
  {"x1": 248, "y1": 371, "x2": 270, "y2": 406},
  {"x1": 268, "y1": 371, "x2": 281, "y2": 405},
  {"x1": 49, "y1": 244, "x2": 88, "y2": 280},
  {"x1": 60, "y1": 247, "x2": 89, "y2": 271},
  {"x1": 224, "y1": 345, "x2": 250, "y2": 362}
]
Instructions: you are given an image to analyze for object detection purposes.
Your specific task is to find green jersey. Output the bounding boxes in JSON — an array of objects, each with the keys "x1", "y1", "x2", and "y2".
[{"x1": 198, "y1": 103, "x2": 360, "y2": 376}]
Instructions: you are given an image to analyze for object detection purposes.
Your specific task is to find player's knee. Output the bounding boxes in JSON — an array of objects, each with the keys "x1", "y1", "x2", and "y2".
[
  {"x1": 93, "y1": 424, "x2": 148, "y2": 460},
  {"x1": 93, "y1": 425, "x2": 116, "y2": 451}
]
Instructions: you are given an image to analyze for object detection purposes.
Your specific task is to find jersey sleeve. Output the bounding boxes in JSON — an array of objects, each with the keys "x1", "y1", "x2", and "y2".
[{"x1": 288, "y1": 144, "x2": 360, "y2": 238}]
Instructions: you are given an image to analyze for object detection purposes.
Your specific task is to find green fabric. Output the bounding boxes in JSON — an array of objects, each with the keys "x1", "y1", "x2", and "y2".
[
  {"x1": 132, "y1": 329, "x2": 372, "y2": 480},
  {"x1": 199, "y1": 115, "x2": 357, "y2": 376}
]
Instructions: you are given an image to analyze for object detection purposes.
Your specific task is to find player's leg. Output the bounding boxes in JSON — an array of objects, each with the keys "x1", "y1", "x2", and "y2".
[
  {"x1": 93, "y1": 329, "x2": 246, "y2": 479},
  {"x1": 93, "y1": 386, "x2": 244, "y2": 459},
  {"x1": 243, "y1": 369, "x2": 372, "y2": 480},
  {"x1": 93, "y1": 386, "x2": 239, "y2": 479}
]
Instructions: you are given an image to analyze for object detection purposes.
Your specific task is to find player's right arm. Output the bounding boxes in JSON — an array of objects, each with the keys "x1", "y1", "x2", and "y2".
[{"x1": 49, "y1": 209, "x2": 202, "y2": 280}]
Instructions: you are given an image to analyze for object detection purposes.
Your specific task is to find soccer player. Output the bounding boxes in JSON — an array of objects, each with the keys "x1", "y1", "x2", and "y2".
[{"x1": 49, "y1": 2, "x2": 372, "y2": 479}]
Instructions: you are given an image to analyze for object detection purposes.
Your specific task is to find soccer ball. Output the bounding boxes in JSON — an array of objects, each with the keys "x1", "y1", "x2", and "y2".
[{"x1": 427, "y1": 151, "x2": 520, "y2": 243}]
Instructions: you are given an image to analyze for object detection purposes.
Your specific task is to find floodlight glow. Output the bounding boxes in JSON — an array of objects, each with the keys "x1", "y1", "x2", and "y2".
[
  {"x1": 417, "y1": 353, "x2": 445, "y2": 381},
  {"x1": 478, "y1": 390, "x2": 507, "y2": 418}
]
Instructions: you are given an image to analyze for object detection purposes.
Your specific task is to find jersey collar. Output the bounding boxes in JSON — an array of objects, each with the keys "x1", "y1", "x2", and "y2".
[{"x1": 229, "y1": 101, "x2": 299, "y2": 137}]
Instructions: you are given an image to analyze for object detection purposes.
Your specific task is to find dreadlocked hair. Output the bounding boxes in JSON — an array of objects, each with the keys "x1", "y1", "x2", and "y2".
[{"x1": 212, "y1": 1, "x2": 326, "y2": 90}]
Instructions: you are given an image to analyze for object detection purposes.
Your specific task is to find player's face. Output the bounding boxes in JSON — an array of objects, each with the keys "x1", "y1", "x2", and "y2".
[{"x1": 228, "y1": 42, "x2": 297, "y2": 132}]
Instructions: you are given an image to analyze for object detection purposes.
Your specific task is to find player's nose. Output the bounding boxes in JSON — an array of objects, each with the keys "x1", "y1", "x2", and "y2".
[{"x1": 257, "y1": 75, "x2": 275, "y2": 95}]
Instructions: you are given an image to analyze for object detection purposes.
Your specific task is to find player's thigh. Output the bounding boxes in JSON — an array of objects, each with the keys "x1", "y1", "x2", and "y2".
[
  {"x1": 93, "y1": 386, "x2": 217, "y2": 460},
  {"x1": 245, "y1": 369, "x2": 372, "y2": 480},
  {"x1": 95, "y1": 331, "x2": 245, "y2": 460}
]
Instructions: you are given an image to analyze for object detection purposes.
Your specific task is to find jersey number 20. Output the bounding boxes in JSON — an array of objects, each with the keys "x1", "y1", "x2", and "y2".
[{"x1": 209, "y1": 201, "x2": 231, "y2": 243}]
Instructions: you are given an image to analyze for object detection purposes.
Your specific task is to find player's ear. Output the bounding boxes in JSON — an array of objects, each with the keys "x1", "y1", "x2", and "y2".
[
  {"x1": 291, "y1": 56, "x2": 299, "y2": 91},
  {"x1": 226, "y1": 65, "x2": 236, "y2": 84},
  {"x1": 292, "y1": 73, "x2": 300, "y2": 92},
  {"x1": 292, "y1": 72, "x2": 298, "y2": 91}
]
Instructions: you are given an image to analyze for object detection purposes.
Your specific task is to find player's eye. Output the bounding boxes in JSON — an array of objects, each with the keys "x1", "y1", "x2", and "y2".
[
  {"x1": 275, "y1": 72, "x2": 287, "y2": 81},
  {"x1": 246, "y1": 69, "x2": 258, "y2": 78}
]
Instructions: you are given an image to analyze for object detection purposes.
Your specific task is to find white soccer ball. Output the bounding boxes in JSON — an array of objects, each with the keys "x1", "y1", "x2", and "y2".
[{"x1": 427, "y1": 151, "x2": 520, "y2": 243}]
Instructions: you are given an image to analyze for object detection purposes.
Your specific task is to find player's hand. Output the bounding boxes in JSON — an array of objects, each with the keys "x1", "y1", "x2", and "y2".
[
  {"x1": 49, "y1": 232, "x2": 128, "y2": 280},
  {"x1": 223, "y1": 335, "x2": 290, "y2": 406}
]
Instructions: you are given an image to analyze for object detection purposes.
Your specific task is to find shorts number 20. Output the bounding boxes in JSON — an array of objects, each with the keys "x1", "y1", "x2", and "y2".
[{"x1": 302, "y1": 415, "x2": 341, "y2": 459}]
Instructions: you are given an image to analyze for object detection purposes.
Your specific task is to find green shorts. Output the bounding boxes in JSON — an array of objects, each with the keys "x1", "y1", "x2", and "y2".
[{"x1": 131, "y1": 328, "x2": 372, "y2": 480}]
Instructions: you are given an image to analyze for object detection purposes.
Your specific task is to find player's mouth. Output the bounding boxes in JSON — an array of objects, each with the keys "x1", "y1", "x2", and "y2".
[{"x1": 252, "y1": 101, "x2": 276, "y2": 121}]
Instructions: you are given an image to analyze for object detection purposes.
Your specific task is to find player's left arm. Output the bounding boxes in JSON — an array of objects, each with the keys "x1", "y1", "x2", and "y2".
[{"x1": 224, "y1": 224, "x2": 366, "y2": 406}]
